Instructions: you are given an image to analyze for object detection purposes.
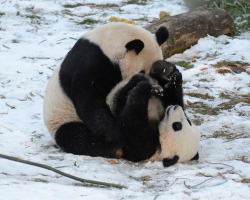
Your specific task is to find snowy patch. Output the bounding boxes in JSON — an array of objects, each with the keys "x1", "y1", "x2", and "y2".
[{"x1": 0, "y1": 0, "x2": 249, "y2": 199}]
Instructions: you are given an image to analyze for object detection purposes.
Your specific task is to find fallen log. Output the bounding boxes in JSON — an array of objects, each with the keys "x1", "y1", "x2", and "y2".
[{"x1": 144, "y1": 6, "x2": 234, "y2": 59}]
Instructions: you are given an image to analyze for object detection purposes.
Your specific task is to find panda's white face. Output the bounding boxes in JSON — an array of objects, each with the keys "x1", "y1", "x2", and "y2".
[
  {"x1": 151, "y1": 105, "x2": 200, "y2": 164},
  {"x1": 83, "y1": 22, "x2": 165, "y2": 79}
]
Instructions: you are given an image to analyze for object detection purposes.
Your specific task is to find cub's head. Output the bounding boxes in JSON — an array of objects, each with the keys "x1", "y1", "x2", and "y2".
[
  {"x1": 159, "y1": 105, "x2": 200, "y2": 167},
  {"x1": 84, "y1": 22, "x2": 168, "y2": 79}
]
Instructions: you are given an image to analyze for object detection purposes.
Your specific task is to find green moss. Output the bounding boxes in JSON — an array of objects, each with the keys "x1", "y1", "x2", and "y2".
[
  {"x1": 63, "y1": 3, "x2": 86, "y2": 8},
  {"x1": 64, "y1": 3, "x2": 118, "y2": 9},
  {"x1": 78, "y1": 18, "x2": 100, "y2": 25},
  {"x1": 172, "y1": 61, "x2": 194, "y2": 70},
  {"x1": 241, "y1": 178, "x2": 250, "y2": 183},
  {"x1": 98, "y1": 4, "x2": 119, "y2": 8},
  {"x1": 25, "y1": 15, "x2": 41, "y2": 19},
  {"x1": 210, "y1": 0, "x2": 250, "y2": 34},
  {"x1": 212, "y1": 130, "x2": 229, "y2": 138},
  {"x1": 25, "y1": 5, "x2": 35, "y2": 12},
  {"x1": 32, "y1": 178, "x2": 49, "y2": 183},
  {"x1": 62, "y1": 9, "x2": 76, "y2": 17},
  {"x1": 11, "y1": 39, "x2": 20, "y2": 43},
  {"x1": 127, "y1": 0, "x2": 148, "y2": 5},
  {"x1": 186, "y1": 101, "x2": 220, "y2": 115},
  {"x1": 192, "y1": 118, "x2": 204, "y2": 126},
  {"x1": 186, "y1": 92, "x2": 215, "y2": 100},
  {"x1": 199, "y1": 78, "x2": 209, "y2": 82},
  {"x1": 213, "y1": 61, "x2": 249, "y2": 74},
  {"x1": 219, "y1": 97, "x2": 250, "y2": 110},
  {"x1": 219, "y1": 92, "x2": 232, "y2": 99}
]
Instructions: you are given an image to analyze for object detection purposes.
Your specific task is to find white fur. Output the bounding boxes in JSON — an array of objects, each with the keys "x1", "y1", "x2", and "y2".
[
  {"x1": 43, "y1": 66, "x2": 81, "y2": 138},
  {"x1": 44, "y1": 22, "x2": 164, "y2": 137},
  {"x1": 83, "y1": 22, "x2": 163, "y2": 79},
  {"x1": 106, "y1": 77, "x2": 164, "y2": 121},
  {"x1": 149, "y1": 105, "x2": 200, "y2": 163}
]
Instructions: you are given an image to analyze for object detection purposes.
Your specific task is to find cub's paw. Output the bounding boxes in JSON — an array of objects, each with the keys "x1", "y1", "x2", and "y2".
[
  {"x1": 150, "y1": 61, "x2": 178, "y2": 82},
  {"x1": 128, "y1": 81, "x2": 152, "y2": 101},
  {"x1": 164, "y1": 70, "x2": 182, "y2": 90},
  {"x1": 151, "y1": 84, "x2": 164, "y2": 98}
]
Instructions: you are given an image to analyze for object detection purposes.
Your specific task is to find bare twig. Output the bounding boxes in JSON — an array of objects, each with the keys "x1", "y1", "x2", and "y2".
[
  {"x1": 0, "y1": 124, "x2": 13, "y2": 132},
  {"x1": 5, "y1": 103, "x2": 15, "y2": 109},
  {"x1": 0, "y1": 153, "x2": 127, "y2": 189},
  {"x1": 184, "y1": 162, "x2": 234, "y2": 189}
]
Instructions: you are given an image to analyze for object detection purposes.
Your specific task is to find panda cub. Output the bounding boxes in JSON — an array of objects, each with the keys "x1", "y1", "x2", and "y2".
[
  {"x1": 149, "y1": 105, "x2": 200, "y2": 167},
  {"x1": 107, "y1": 60, "x2": 200, "y2": 167}
]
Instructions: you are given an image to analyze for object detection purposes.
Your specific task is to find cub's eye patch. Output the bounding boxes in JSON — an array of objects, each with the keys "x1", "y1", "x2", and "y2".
[{"x1": 172, "y1": 122, "x2": 182, "y2": 131}]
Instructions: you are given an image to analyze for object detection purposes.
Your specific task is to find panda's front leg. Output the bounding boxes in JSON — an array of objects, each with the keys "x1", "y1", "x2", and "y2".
[
  {"x1": 120, "y1": 81, "x2": 162, "y2": 162},
  {"x1": 163, "y1": 70, "x2": 184, "y2": 109},
  {"x1": 111, "y1": 73, "x2": 152, "y2": 117},
  {"x1": 150, "y1": 61, "x2": 184, "y2": 109}
]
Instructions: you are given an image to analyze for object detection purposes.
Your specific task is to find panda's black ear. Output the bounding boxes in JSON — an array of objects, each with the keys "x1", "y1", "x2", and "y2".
[
  {"x1": 125, "y1": 39, "x2": 144, "y2": 55},
  {"x1": 155, "y1": 26, "x2": 169, "y2": 46}
]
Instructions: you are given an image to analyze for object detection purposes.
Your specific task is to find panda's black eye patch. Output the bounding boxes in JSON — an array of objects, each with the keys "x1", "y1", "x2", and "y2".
[
  {"x1": 140, "y1": 70, "x2": 145, "y2": 74},
  {"x1": 172, "y1": 122, "x2": 182, "y2": 131}
]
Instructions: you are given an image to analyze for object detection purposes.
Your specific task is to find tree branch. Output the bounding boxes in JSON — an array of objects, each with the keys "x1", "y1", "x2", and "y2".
[{"x1": 0, "y1": 153, "x2": 127, "y2": 189}]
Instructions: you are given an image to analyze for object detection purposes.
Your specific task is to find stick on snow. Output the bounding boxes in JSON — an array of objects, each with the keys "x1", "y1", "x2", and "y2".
[{"x1": 0, "y1": 153, "x2": 127, "y2": 189}]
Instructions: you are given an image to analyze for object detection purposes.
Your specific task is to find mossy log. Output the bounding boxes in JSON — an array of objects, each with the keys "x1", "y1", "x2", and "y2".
[{"x1": 144, "y1": 7, "x2": 234, "y2": 59}]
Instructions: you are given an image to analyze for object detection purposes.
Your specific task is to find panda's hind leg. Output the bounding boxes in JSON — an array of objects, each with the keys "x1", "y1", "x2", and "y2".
[
  {"x1": 55, "y1": 122, "x2": 122, "y2": 158},
  {"x1": 120, "y1": 81, "x2": 161, "y2": 161},
  {"x1": 191, "y1": 152, "x2": 199, "y2": 161}
]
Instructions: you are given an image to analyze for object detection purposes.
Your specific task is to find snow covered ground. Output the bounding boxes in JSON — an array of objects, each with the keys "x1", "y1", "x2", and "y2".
[{"x1": 0, "y1": 0, "x2": 249, "y2": 199}]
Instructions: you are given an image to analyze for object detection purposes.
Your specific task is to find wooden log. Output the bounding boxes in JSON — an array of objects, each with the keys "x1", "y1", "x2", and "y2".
[{"x1": 144, "y1": 6, "x2": 234, "y2": 59}]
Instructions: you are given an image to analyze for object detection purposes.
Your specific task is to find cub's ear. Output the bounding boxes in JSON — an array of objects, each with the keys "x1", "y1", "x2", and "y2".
[
  {"x1": 155, "y1": 26, "x2": 169, "y2": 46},
  {"x1": 125, "y1": 39, "x2": 144, "y2": 55}
]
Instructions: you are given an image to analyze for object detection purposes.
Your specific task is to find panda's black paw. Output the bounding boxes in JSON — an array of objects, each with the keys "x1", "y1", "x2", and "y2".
[
  {"x1": 127, "y1": 81, "x2": 152, "y2": 103},
  {"x1": 151, "y1": 84, "x2": 164, "y2": 98},
  {"x1": 162, "y1": 155, "x2": 179, "y2": 167},
  {"x1": 190, "y1": 152, "x2": 199, "y2": 161},
  {"x1": 150, "y1": 61, "x2": 178, "y2": 83},
  {"x1": 164, "y1": 71, "x2": 182, "y2": 90}
]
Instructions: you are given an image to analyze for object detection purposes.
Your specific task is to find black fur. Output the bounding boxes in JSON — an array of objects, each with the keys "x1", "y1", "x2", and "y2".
[
  {"x1": 172, "y1": 122, "x2": 183, "y2": 131},
  {"x1": 56, "y1": 38, "x2": 123, "y2": 157},
  {"x1": 125, "y1": 39, "x2": 144, "y2": 55},
  {"x1": 155, "y1": 27, "x2": 169, "y2": 46},
  {"x1": 191, "y1": 152, "x2": 199, "y2": 161},
  {"x1": 118, "y1": 80, "x2": 161, "y2": 161},
  {"x1": 111, "y1": 73, "x2": 153, "y2": 117},
  {"x1": 55, "y1": 122, "x2": 121, "y2": 158},
  {"x1": 150, "y1": 61, "x2": 184, "y2": 109},
  {"x1": 163, "y1": 156, "x2": 179, "y2": 167},
  {"x1": 109, "y1": 61, "x2": 185, "y2": 162}
]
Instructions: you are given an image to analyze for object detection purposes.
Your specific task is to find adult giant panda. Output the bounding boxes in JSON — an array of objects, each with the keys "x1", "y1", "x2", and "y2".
[
  {"x1": 107, "y1": 60, "x2": 200, "y2": 166},
  {"x1": 43, "y1": 22, "x2": 168, "y2": 158}
]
